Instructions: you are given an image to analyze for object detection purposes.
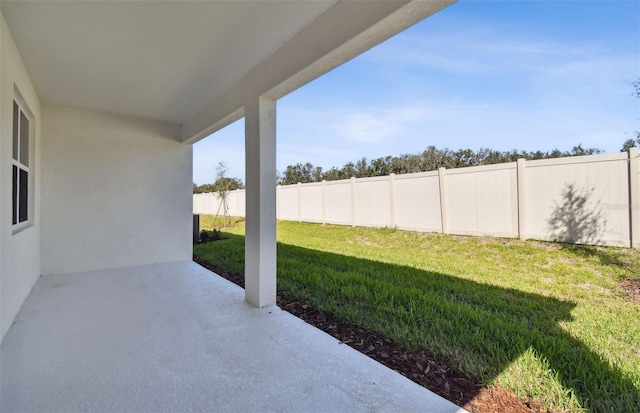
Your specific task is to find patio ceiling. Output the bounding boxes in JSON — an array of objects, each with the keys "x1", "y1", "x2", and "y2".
[{"x1": 1, "y1": 0, "x2": 456, "y2": 142}]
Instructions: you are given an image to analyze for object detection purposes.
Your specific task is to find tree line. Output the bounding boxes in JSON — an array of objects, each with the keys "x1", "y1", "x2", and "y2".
[
  {"x1": 194, "y1": 141, "x2": 632, "y2": 192},
  {"x1": 277, "y1": 144, "x2": 603, "y2": 185},
  {"x1": 193, "y1": 162, "x2": 244, "y2": 194},
  {"x1": 193, "y1": 178, "x2": 243, "y2": 194}
]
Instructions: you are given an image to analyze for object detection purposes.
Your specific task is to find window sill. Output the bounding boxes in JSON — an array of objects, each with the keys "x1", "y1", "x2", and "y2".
[{"x1": 12, "y1": 222, "x2": 34, "y2": 236}]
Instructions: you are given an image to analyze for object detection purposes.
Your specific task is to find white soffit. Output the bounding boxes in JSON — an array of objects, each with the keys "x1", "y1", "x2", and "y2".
[
  {"x1": 0, "y1": 1, "x2": 337, "y2": 122},
  {"x1": 1, "y1": 1, "x2": 456, "y2": 142}
]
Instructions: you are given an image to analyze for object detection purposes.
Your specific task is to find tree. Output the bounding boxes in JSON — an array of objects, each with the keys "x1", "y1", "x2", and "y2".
[
  {"x1": 370, "y1": 156, "x2": 392, "y2": 176},
  {"x1": 354, "y1": 157, "x2": 371, "y2": 178},
  {"x1": 570, "y1": 144, "x2": 601, "y2": 156},
  {"x1": 321, "y1": 167, "x2": 343, "y2": 181},
  {"x1": 193, "y1": 183, "x2": 215, "y2": 194},
  {"x1": 621, "y1": 79, "x2": 640, "y2": 152},
  {"x1": 341, "y1": 161, "x2": 357, "y2": 178},
  {"x1": 280, "y1": 162, "x2": 316, "y2": 185},
  {"x1": 211, "y1": 162, "x2": 243, "y2": 227},
  {"x1": 621, "y1": 138, "x2": 638, "y2": 152},
  {"x1": 312, "y1": 166, "x2": 323, "y2": 182},
  {"x1": 632, "y1": 78, "x2": 640, "y2": 98}
]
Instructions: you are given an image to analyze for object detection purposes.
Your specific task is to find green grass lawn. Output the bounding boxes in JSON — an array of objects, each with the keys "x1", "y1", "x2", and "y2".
[
  {"x1": 194, "y1": 219, "x2": 640, "y2": 412},
  {"x1": 198, "y1": 214, "x2": 244, "y2": 229}
]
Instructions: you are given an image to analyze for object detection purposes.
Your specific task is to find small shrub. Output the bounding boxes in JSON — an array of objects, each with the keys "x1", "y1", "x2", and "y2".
[{"x1": 199, "y1": 229, "x2": 226, "y2": 243}]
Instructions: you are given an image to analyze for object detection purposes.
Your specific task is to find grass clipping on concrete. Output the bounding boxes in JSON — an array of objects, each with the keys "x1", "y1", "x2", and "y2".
[{"x1": 194, "y1": 220, "x2": 640, "y2": 413}]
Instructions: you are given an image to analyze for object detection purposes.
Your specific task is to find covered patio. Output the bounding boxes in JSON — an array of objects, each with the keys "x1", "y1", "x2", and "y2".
[
  {"x1": 1, "y1": 261, "x2": 464, "y2": 412},
  {"x1": 1, "y1": 1, "x2": 464, "y2": 410}
]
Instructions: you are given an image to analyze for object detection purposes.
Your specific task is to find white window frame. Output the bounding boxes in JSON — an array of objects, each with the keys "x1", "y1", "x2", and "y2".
[{"x1": 12, "y1": 86, "x2": 35, "y2": 235}]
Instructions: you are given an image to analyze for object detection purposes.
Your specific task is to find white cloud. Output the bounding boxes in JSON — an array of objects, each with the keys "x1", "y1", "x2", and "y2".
[
  {"x1": 328, "y1": 105, "x2": 444, "y2": 144},
  {"x1": 339, "y1": 112, "x2": 401, "y2": 143}
]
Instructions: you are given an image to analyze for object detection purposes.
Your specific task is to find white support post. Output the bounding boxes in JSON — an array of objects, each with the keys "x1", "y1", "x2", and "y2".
[
  {"x1": 389, "y1": 173, "x2": 396, "y2": 227},
  {"x1": 517, "y1": 158, "x2": 527, "y2": 240},
  {"x1": 438, "y1": 168, "x2": 448, "y2": 234},
  {"x1": 244, "y1": 97, "x2": 277, "y2": 308},
  {"x1": 629, "y1": 148, "x2": 640, "y2": 248}
]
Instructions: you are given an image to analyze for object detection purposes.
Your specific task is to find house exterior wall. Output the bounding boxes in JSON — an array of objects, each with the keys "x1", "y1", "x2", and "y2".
[
  {"x1": 40, "y1": 106, "x2": 192, "y2": 275},
  {"x1": 1, "y1": 13, "x2": 42, "y2": 341}
]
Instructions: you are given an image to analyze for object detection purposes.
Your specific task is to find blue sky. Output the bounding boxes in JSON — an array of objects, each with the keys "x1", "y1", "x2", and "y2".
[{"x1": 193, "y1": 0, "x2": 639, "y2": 184}]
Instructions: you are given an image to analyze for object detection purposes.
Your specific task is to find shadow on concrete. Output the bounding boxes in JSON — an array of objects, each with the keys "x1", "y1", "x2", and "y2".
[
  {"x1": 547, "y1": 183, "x2": 606, "y2": 245},
  {"x1": 195, "y1": 233, "x2": 639, "y2": 412}
]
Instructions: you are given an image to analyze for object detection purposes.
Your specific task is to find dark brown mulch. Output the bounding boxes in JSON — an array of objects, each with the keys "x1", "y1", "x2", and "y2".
[
  {"x1": 193, "y1": 256, "x2": 559, "y2": 413},
  {"x1": 619, "y1": 279, "x2": 640, "y2": 303}
]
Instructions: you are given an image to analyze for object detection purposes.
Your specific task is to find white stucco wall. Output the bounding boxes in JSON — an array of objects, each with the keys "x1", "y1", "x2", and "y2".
[
  {"x1": 1, "y1": 12, "x2": 42, "y2": 341},
  {"x1": 0, "y1": 10, "x2": 3, "y2": 343},
  {"x1": 41, "y1": 105, "x2": 192, "y2": 275}
]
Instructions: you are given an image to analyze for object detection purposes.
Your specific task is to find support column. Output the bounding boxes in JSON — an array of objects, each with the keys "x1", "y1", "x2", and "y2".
[{"x1": 244, "y1": 97, "x2": 277, "y2": 307}]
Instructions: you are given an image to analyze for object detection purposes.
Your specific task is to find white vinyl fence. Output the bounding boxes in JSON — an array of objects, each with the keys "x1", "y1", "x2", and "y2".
[{"x1": 194, "y1": 149, "x2": 640, "y2": 248}]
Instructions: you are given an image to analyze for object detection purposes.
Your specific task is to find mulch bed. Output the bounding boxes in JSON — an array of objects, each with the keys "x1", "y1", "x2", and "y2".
[
  {"x1": 619, "y1": 279, "x2": 640, "y2": 303},
  {"x1": 193, "y1": 255, "x2": 559, "y2": 413}
]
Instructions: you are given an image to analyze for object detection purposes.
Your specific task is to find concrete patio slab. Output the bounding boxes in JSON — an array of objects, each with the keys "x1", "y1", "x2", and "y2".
[{"x1": 1, "y1": 261, "x2": 467, "y2": 413}]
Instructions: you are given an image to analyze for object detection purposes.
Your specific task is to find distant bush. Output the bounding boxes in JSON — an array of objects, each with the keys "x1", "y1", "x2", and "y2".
[{"x1": 199, "y1": 229, "x2": 226, "y2": 243}]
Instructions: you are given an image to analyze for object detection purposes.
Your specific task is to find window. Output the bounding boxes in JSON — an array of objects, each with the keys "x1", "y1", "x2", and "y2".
[{"x1": 12, "y1": 97, "x2": 32, "y2": 229}]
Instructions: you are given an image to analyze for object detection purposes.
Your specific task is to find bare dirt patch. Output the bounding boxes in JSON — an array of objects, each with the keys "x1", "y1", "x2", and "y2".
[
  {"x1": 194, "y1": 256, "x2": 561, "y2": 413},
  {"x1": 619, "y1": 279, "x2": 640, "y2": 303},
  {"x1": 350, "y1": 235, "x2": 381, "y2": 247},
  {"x1": 575, "y1": 283, "x2": 612, "y2": 295}
]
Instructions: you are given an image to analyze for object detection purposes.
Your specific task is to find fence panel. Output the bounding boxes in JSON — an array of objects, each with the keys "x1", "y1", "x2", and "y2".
[
  {"x1": 394, "y1": 172, "x2": 442, "y2": 232},
  {"x1": 226, "y1": 189, "x2": 246, "y2": 217},
  {"x1": 354, "y1": 177, "x2": 392, "y2": 227},
  {"x1": 299, "y1": 183, "x2": 324, "y2": 223},
  {"x1": 525, "y1": 153, "x2": 629, "y2": 247},
  {"x1": 277, "y1": 186, "x2": 299, "y2": 221},
  {"x1": 324, "y1": 181, "x2": 353, "y2": 225},
  {"x1": 445, "y1": 164, "x2": 518, "y2": 238},
  {"x1": 193, "y1": 192, "x2": 220, "y2": 215}
]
